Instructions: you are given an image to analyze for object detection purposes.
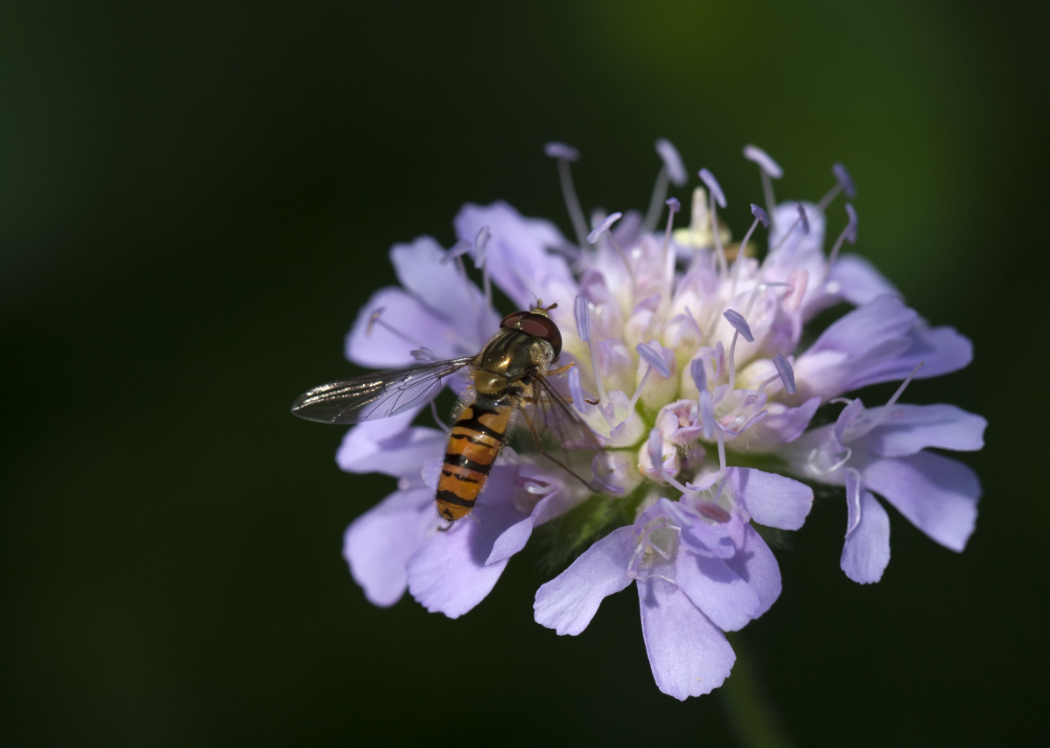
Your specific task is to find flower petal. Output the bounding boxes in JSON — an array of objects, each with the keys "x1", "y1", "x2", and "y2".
[
  {"x1": 860, "y1": 452, "x2": 980, "y2": 552},
  {"x1": 724, "y1": 524, "x2": 782, "y2": 616},
  {"x1": 841, "y1": 490, "x2": 891, "y2": 584},
  {"x1": 825, "y1": 253, "x2": 899, "y2": 306},
  {"x1": 390, "y1": 236, "x2": 494, "y2": 334},
  {"x1": 404, "y1": 468, "x2": 527, "y2": 618},
  {"x1": 675, "y1": 552, "x2": 761, "y2": 632},
  {"x1": 345, "y1": 287, "x2": 476, "y2": 367},
  {"x1": 638, "y1": 579, "x2": 736, "y2": 700},
  {"x1": 728, "y1": 467, "x2": 814, "y2": 531},
  {"x1": 343, "y1": 487, "x2": 436, "y2": 607},
  {"x1": 533, "y1": 526, "x2": 637, "y2": 636},
  {"x1": 336, "y1": 415, "x2": 446, "y2": 479},
  {"x1": 850, "y1": 323, "x2": 974, "y2": 389},
  {"x1": 454, "y1": 201, "x2": 577, "y2": 310},
  {"x1": 857, "y1": 404, "x2": 987, "y2": 457}
]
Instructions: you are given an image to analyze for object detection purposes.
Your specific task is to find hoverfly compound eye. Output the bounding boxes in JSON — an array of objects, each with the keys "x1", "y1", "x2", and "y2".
[
  {"x1": 517, "y1": 314, "x2": 562, "y2": 356},
  {"x1": 499, "y1": 311, "x2": 529, "y2": 330}
]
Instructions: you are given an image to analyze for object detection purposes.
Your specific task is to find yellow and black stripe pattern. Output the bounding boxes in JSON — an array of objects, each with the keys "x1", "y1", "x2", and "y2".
[{"x1": 435, "y1": 402, "x2": 513, "y2": 521}]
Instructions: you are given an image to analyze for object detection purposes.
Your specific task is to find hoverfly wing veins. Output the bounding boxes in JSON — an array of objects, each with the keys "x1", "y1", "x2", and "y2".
[{"x1": 290, "y1": 356, "x2": 476, "y2": 425}]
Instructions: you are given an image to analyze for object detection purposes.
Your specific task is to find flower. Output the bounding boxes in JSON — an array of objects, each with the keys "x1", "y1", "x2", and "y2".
[{"x1": 317, "y1": 139, "x2": 984, "y2": 698}]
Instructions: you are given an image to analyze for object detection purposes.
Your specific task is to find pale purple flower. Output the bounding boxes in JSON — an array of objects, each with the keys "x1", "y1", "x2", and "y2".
[{"x1": 305, "y1": 138, "x2": 985, "y2": 699}]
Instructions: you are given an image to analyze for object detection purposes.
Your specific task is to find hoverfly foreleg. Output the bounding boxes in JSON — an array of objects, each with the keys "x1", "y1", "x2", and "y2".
[{"x1": 518, "y1": 407, "x2": 593, "y2": 490}]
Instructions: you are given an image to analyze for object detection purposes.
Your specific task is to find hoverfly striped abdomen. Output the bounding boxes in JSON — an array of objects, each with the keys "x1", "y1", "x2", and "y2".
[{"x1": 436, "y1": 401, "x2": 514, "y2": 522}]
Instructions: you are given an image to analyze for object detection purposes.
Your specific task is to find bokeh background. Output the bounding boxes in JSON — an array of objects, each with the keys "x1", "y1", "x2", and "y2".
[{"x1": 3, "y1": 2, "x2": 1047, "y2": 745}]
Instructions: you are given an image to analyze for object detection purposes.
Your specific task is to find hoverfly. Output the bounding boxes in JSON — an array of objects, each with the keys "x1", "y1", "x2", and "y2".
[{"x1": 291, "y1": 303, "x2": 600, "y2": 523}]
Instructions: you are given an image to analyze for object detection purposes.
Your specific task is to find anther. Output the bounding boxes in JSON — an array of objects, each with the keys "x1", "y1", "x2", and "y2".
[
  {"x1": 545, "y1": 141, "x2": 589, "y2": 247},
  {"x1": 743, "y1": 144, "x2": 783, "y2": 227},
  {"x1": 773, "y1": 354, "x2": 796, "y2": 394},
  {"x1": 627, "y1": 342, "x2": 667, "y2": 413},
  {"x1": 643, "y1": 139, "x2": 688, "y2": 233},
  {"x1": 574, "y1": 295, "x2": 608, "y2": 404},
  {"x1": 587, "y1": 212, "x2": 623, "y2": 245},
  {"x1": 818, "y1": 162, "x2": 857, "y2": 211},
  {"x1": 826, "y1": 203, "x2": 858, "y2": 267},
  {"x1": 723, "y1": 309, "x2": 753, "y2": 392}
]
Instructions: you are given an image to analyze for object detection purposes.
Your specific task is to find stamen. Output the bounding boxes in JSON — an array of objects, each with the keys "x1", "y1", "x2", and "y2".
[
  {"x1": 627, "y1": 365, "x2": 654, "y2": 413},
  {"x1": 366, "y1": 307, "x2": 426, "y2": 348},
  {"x1": 770, "y1": 202, "x2": 810, "y2": 253},
  {"x1": 818, "y1": 162, "x2": 857, "y2": 211},
  {"x1": 743, "y1": 144, "x2": 783, "y2": 228},
  {"x1": 723, "y1": 309, "x2": 755, "y2": 342},
  {"x1": 587, "y1": 212, "x2": 623, "y2": 245},
  {"x1": 574, "y1": 295, "x2": 608, "y2": 404},
  {"x1": 772, "y1": 354, "x2": 797, "y2": 394},
  {"x1": 731, "y1": 204, "x2": 770, "y2": 293},
  {"x1": 642, "y1": 139, "x2": 688, "y2": 233},
  {"x1": 691, "y1": 358, "x2": 715, "y2": 440},
  {"x1": 662, "y1": 197, "x2": 680, "y2": 258},
  {"x1": 844, "y1": 467, "x2": 863, "y2": 536},
  {"x1": 699, "y1": 168, "x2": 728, "y2": 276},
  {"x1": 723, "y1": 309, "x2": 753, "y2": 392},
  {"x1": 636, "y1": 342, "x2": 672, "y2": 377},
  {"x1": 411, "y1": 347, "x2": 436, "y2": 362},
  {"x1": 826, "y1": 203, "x2": 858, "y2": 267},
  {"x1": 429, "y1": 399, "x2": 449, "y2": 433},
  {"x1": 545, "y1": 141, "x2": 589, "y2": 247},
  {"x1": 845, "y1": 362, "x2": 924, "y2": 442},
  {"x1": 743, "y1": 281, "x2": 791, "y2": 317}
]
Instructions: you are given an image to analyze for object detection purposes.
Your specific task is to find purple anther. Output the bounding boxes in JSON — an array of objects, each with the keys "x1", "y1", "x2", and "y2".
[
  {"x1": 690, "y1": 358, "x2": 707, "y2": 393},
  {"x1": 666, "y1": 197, "x2": 681, "y2": 213},
  {"x1": 545, "y1": 142, "x2": 580, "y2": 162},
  {"x1": 773, "y1": 354, "x2": 797, "y2": 394},
  {"x1": 568, "y1": 366, "x2": 587, "y2": 414},
  {"x1": 587, "y1": 212, "x2": 622, "y2": 244},
  {"x1": 832, "y1": 162, "x2": 856, "y2": 198},
  {"x1": 655, "y1": 138, "x2": 688, "y2": 186},
  {"x1": 796, "y1": 202, "x2": 810, "y2": 235},
  {"x1": 574, "y1": 295, "x2": 591, "y2": 342},
  {"x1": 723, "y1": 309, "x2": 755, "y2": 343},
  {"x1": 636, "y1": 342, "x2": 671, "y2": 378},
  {"x1": 750, "y1": 203, "x2": 770, "y2": 228},
  {"x1": 844, "y1": 203, "x2": 858, "y2": 244},
  {"x1": 698, "y1": 168, "x2": 726, "y2": 208},
  {"x1": 742, "y1": 144, "x2": 784, "y2": 179}
]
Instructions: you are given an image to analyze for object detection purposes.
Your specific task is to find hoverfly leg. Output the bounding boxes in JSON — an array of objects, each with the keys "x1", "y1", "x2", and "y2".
[
  {"x1": 547, "y1": 361, "x2": 575, "y2": 377},
  {"x1": 518, "y1": 408, "x2": 593, "y2": 490},
  {"x1": 438, "y1": 519, "x2": 455, "y2": 533}
]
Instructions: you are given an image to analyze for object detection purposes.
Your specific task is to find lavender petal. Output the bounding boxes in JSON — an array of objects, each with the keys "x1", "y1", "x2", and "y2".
[
  {"x1": 638, "y1": 579, "x2": 736, "y2": 700},
  {"x1": 675, "y1": 552, "x2": 761, "y2": 632},
  {"x1": 840, "y1": 490, "x2": 891, "y2": 584},
  {"x1": 727, "y1": 467, "x2": 814, "y2": 531},
  {"x1": 534, "y1": 526, "x2": 638, "y2": 635}
]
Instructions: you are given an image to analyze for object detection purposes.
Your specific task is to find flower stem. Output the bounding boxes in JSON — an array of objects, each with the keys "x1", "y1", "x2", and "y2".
[{"x1": 720, "y1": 632, "x2": 792, "y2": 748}]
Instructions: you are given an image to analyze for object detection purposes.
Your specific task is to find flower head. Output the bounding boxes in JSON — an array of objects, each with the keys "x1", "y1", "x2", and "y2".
[{"x1": 307, "y1": 138, "x2": 984, "y2": 699}]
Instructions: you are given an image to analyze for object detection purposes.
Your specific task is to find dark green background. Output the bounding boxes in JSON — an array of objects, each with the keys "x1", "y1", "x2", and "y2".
[{"x1": 3, "y1": 2, "x2": 1046, "y2": 745}]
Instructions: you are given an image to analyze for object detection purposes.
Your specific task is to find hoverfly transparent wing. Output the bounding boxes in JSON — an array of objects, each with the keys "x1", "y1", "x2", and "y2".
[
  {"x1": 532, "y1": 371, "x2": 604, "y2": 451},
  {"x1": 291, "y1": 356, "x2": 476, "y2": 424}
]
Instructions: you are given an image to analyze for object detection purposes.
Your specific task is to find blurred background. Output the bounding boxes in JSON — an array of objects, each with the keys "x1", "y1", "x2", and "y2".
[{"x1": 2, "y1": 1, "x2": 1046, "y2": 745}]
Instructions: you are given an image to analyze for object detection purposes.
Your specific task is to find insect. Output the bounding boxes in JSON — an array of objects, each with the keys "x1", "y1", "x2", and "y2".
[{"x1": 291, "y1": 303, "x2": 599, "y2": 523}]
